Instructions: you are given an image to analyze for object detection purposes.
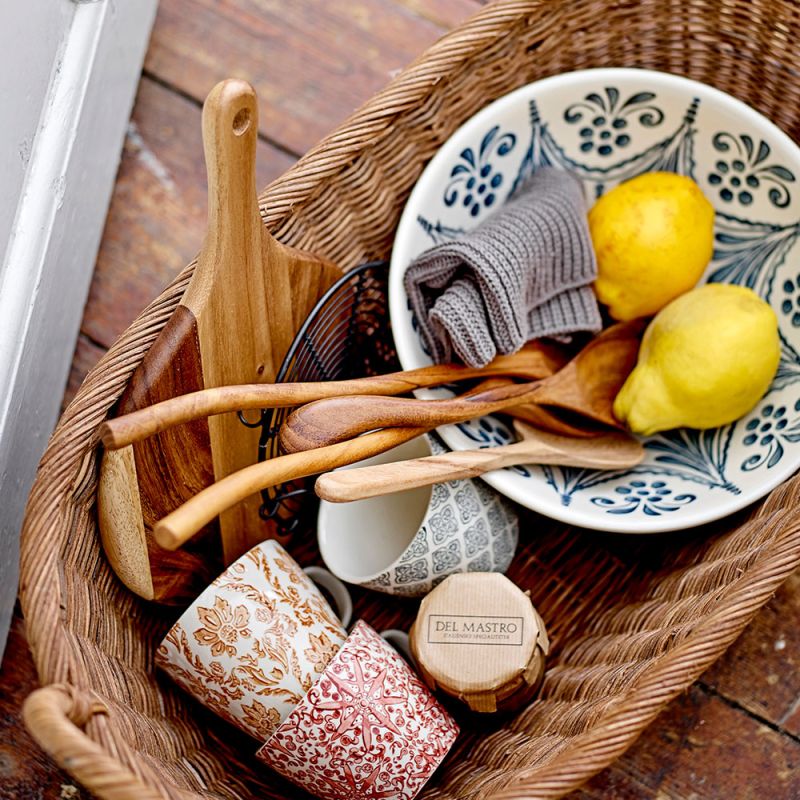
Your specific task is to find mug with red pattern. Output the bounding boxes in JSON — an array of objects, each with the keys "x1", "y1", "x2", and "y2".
[{"x1": 256, "y1": 620, "x2": 459, "y2": 800}]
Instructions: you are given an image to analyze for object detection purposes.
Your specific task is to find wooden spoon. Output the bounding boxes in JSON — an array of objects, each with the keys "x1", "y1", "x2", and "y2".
[
  {"x1": 504, "y1": 403, "x2": 608, "y2": 438},
  {"x1": 151, "y1": 378, "x2": 517, "y2": 550},
  {"x1": 150, "y1": 336, "x2": 637, "y2": 552},
  {"x1": 280, "y1": 320, "x2": 644, "y2": 453},
  {"x1": 99, "y1": 342, "x2": 568, "y2": 450},
  {"x1": 153, "y1": 426, "x2": 427, "y2": 551},
  {"x1": 315, "y1": 421, "x2": 645, "y2": 502}
]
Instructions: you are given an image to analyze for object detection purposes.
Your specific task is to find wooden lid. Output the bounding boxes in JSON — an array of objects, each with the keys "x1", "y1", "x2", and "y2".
[{"x1": 409, "y1": 573, "x2": 549, "y2": 713}]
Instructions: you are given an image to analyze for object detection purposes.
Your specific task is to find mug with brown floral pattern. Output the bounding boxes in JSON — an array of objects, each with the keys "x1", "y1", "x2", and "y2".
[{"x1": 155, "y1": 539, "x2": 352, "y2": 742}]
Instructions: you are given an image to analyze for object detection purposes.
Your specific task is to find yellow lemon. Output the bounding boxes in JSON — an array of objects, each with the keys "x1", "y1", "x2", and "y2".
[
  {"x1": 613, "y1": 284, "x2": 780, "y2": 435},
  {"x1": 589, "y1": 172, "x2": 715, "y2": 320}
]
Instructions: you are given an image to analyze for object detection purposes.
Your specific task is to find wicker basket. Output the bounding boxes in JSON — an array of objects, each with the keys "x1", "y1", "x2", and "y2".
[{"x1": 19, "y1": 1, "x2": 800, "y2": 798}]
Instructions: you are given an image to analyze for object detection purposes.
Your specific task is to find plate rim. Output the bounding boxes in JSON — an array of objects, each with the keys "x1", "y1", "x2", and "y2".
[{"x1": 388, "y1": 66, "x2": 800, "y2": 534}]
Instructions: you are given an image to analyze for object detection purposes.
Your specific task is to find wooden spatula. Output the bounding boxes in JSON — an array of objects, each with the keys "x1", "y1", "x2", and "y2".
[
  {"x1": 315, "y1": 421, "x2": 645, "y2": 502},
  {"x1": 97, "y1": 79, "x2": 342, "y2": 603}
]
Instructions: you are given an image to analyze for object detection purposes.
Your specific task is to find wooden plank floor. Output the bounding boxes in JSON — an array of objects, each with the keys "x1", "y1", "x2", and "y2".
[{"x1": 3, "y1": 2, "x2": 800, "y2": 798}]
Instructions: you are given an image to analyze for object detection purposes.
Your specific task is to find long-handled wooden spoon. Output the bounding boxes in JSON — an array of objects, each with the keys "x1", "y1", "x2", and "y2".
[
  {"x1": 315, "y1": 421, "x2": 644, "y2": 502},
  {"x1": 151, "y1": 377, "x2": 514, "y2": 549},
  {"x1": 153, "y1": 427, "x2": 427, "y2": 551},
  {"x1": 280, "y1": 320, "x2": 644, "y2": 453},
  {"x1": 150, "y1": 349, "x2": 639, "y2": 552},
  {"x1": 99, "y1": 342, "x2": 567, "y2": 450}
]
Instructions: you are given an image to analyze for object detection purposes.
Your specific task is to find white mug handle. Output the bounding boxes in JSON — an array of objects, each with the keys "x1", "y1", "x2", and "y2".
[
  {"x1": 304, "y1": 566, "x2": 353, "y2": 628},
  {"x1": 380, "y1": 629, "x2": 414, "y2": 666}
]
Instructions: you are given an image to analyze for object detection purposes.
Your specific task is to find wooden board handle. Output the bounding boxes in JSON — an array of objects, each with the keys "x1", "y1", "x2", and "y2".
[{"x1": 186, "y1": 79, "x2": 262, "y2": 306}]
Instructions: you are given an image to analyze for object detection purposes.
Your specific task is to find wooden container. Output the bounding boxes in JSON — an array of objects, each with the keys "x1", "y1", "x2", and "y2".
[
  {"x1": 19, "y1": 2, "x2": 800, "y2": 798},
  {"x1": 410, "y1": 573, "x2": 550, "y2": 713}
]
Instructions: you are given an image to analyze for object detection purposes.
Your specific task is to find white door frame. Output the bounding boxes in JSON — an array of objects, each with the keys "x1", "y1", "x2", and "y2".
[{"x1": 0, "y1": 0, "x2": 158, "y2": 657}]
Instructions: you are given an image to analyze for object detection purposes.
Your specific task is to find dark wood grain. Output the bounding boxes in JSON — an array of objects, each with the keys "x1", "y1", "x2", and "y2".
[
  {"x1": 0, "y1": 611, "x2": 85, "y2": 800},
  {"x1": 569, "y1": 686, "x2": 800, "y2": 800},
  {"x1": 144, "y1": 0, "x2": 480, "y2": 154},
  {"x1": 701, "y1": 570, "x2": 800, "y2": 735},
  {"x1": 119, "y1": 306, "x2": 214, "y2": 520},
  {"x1": 393, "y1": 0, "x2": 483, "y2": 27},
  {"x1": 117, "y1": 304, "x2": 221, "y2": 604}
]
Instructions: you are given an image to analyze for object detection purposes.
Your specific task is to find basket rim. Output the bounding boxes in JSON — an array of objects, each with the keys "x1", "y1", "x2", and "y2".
[{"x1": 18, "y1": 0, "x2": 800, "y2": 797}]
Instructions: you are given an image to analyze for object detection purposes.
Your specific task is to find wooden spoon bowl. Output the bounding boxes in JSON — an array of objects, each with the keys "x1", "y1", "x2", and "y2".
[{"x1": 279, "y1": 320, "x2": 644, "y2": 453}]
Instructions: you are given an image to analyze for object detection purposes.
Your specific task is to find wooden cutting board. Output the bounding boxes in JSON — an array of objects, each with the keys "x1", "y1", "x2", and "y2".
[{"x1": 97, "y1": 79, "x2": 342, "y2": 603}]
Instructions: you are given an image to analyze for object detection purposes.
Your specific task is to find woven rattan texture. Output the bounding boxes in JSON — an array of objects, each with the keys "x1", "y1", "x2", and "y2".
[{"x1": 19, "y1": 1, "x2": 800, "y2": 798}]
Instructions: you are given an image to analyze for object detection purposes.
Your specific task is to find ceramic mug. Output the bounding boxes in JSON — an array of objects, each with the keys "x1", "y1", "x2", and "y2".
[
  {"x1": 256, "y1": 620, "x2": 459, "y2": 800},
  {"x1": 156, "y1": 539, "x2": 351, "y2": 741},
  {"x1": 318, "y1": 432, "x2": 519, "y2": 596}
]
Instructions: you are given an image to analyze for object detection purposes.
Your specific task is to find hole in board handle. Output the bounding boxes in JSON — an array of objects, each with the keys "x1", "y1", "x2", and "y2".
[{"x1": 232, "y1": 107, "x2": 251, "y2": 136}]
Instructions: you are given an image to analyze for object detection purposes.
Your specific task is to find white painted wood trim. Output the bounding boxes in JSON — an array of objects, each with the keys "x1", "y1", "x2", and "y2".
[{"x1": 0, "y1": 0, "x2": 158, "y2": 657}]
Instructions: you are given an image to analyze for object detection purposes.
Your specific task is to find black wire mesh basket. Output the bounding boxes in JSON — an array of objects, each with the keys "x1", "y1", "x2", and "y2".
[{"x1": 240, "y1": 260, "x2": 398, "y2": 537}]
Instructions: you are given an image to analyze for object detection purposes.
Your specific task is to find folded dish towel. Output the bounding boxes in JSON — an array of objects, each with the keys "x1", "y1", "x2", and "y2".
[{"x1": 404, "y1": 167, "x2": 602, "y2": 368}]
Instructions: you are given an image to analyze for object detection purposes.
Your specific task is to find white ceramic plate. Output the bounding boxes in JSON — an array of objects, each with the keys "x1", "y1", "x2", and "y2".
[{"x1": 389, "y1": 68, "x2": 800, "y2": 533}]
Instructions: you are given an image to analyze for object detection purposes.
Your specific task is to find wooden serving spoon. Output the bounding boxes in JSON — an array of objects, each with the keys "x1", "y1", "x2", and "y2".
[
  {"x1": 315, "y1": 421, "x2": 645, "y2": 502},
  {"x1": 280, "y1": 320, "x2": 644, "y2": 453},
  {"x1": 153, "y1": 426, "x2": 428, "y2": 551},
  {"x1": 99, "y1": 342, "x2": 568, "y2": 450}
]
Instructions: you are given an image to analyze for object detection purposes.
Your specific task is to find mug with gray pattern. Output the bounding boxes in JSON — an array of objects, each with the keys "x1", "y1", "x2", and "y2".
[{"x1": 317, "y1": 432, "x2": 518, "y2": 597}]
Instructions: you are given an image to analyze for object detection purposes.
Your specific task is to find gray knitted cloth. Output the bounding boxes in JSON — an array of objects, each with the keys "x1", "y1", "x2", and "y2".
[{"x1": 404, "y1": 167, "x2": 602, "y2": 368}]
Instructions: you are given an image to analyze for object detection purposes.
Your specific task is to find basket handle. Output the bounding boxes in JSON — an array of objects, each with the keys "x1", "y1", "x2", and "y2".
[{"x1": 22, "y1": 684, "x2": 166, "y2": 800}]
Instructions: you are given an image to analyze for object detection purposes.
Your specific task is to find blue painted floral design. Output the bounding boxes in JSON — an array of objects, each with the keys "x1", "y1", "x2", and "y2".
[
  {"x1": 512, "y1": 97, "x2": 698, "y2": 199},
  {"x1": 398, "y1": 531, "x2": 430, "y2": 563},
  {"x1": 402, "y1": 77, "x2": 800, "y2": 529},
  {"x1": 491, "y1": 524, "x2": 516, "y2": 568},
  {"x1": 591, "y1": 480, "x2": 696, "y2": 515},
  {"x1": 774, "y1": 335, "x2": 800, "y2": 390},
  {"x1": 708, "y1": 213, "x2": 800, "y2": 293},
  {"x1": 541, "y1": 424, "x2": 739, "y2": 507},
  {"x1": 708, "y1": 133, "x2": 795, "y2": 207},
  {"x1": 428, "y1": 505, "x2": 458, "y2": 545},
  {"x1": 416, "y1": 215, "x2": 465, "y2": 245},
  {"x1": 781, "y1": 276, "x2": 800, "y2": 327},
  {"x1": 457, "y1": 417, "x2": 513, "y2": 448},
  {"x1": 432, "y1": 540, "x2": 462, "y2": 574},
  {"x1": 394, "y1": 560, "x2": 428, "y2": 584},
  {"x1": 468, "y1": 552, "x2": 492, "y2": 572},
  {"x1": 741, "y1": 400, "x2": 800, "y2": 470},
  {"x1": 644, "y1": 427, "x2": 739, "y2": 493},
  {"x1": 543, "y1": 465, "x2": 634, "y2": 506},
  {"x1": 456, "y1": 418, "x2": 532, "y2": 477},
  {"x1": 564, "y1": 88, "x2": 663, "y2": 157},
  {"x1": 444, "y1": 126, "x2": 516, "y2": 217},
  {"x1": 464, "y1": 519, "x2": 489, "y2": 557}
]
